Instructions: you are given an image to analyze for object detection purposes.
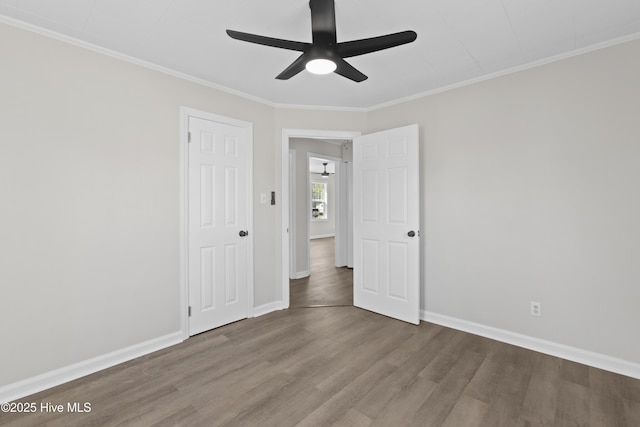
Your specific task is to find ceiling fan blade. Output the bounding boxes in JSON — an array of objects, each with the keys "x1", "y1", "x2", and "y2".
[
  {"x1": 276, "y1": 54, "x2": 308, "y2": 80},
  {"x1": 226, "y1": 29, "x2": 308, "y2": 52},
  {"x1": 338, "y1": 30, "x2": 417, "y2": 58},
  {"x1": 334, "y1": 58, "x2": 368, "y2": 82},
  {"x1": 309, "y1": 0, "x2": 337, "y2": 45}
]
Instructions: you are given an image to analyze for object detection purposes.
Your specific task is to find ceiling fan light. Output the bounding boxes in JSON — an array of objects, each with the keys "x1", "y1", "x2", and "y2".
[
  {"x1": 321, "y1": 162, "x2": 330, "y2": 177},
  {"x1": 306, "y1": 58, "x2": 337, "y2": 75}
]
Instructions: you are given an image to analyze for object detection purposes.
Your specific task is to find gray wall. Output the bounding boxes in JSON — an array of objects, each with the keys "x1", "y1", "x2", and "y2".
[{"x1": 367, "y1": 38, "x2": 640, "y2": 364}]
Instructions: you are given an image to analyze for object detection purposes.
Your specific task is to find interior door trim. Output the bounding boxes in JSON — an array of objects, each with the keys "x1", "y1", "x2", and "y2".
[{"x1": 280, "y1": 128, "x2": 361, "y2": 309}]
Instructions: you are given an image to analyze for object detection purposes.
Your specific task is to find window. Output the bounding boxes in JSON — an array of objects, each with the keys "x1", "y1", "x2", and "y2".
[{"x1": 311, "y1": 181, "x2": 328, "y2": 220}]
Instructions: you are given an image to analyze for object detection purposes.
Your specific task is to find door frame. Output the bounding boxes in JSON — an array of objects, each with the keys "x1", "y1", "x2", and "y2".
[
  {"x1": 288, "y1": 149, "x2": 297, "y2": 279},
  {"x1": 181, "y1": 107, "x2": 254, "y2": 339},
  {"x1": 280, "y1": 128, "x2": 361, "y2": 308}
]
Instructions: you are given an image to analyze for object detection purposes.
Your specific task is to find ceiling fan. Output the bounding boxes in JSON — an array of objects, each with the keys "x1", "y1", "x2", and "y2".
[
  {"x1": 226, "y1": 0, "x2": 417, "y2": 82},
  {"x1": 321, "y1": 162, "x2": 330, "y2": 177}
]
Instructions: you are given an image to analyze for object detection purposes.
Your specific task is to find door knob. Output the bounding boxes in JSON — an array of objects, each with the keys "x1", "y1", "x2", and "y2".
[
  {"x1": 407, "y1": 230, "x2": 416, "y2": 237},
  {"x1": 239, "y1": 230, "x2": 249, "y2": 237}
]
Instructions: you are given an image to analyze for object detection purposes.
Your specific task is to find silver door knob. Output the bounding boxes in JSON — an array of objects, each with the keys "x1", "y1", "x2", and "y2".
[
  {"x1": 407, "y1": 230, "x2": 416, "y2": 237},
  {"x1": 239, "y1": 230, "x2": 249, "y2": 237}
]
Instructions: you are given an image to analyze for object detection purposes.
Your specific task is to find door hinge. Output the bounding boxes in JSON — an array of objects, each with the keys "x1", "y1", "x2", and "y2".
[
  {"x1": 187, "y1": 132, "x2": 192, "y2": 143},
  {"x1": 188, "y1": 306, "x2": 192, "y2": 317}
]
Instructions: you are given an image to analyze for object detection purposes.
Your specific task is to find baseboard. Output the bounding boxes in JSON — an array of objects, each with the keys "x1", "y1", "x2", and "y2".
[
  {"x1": 0, "y1": 331, "x2": 184, "y2": 404},
  {"x1": 253, "y1": 301, "x2": 285, "y2": 317},
  {"x1": 1, "y1": 303, "x2": 288, "y2": 403},
  {"x1": 291, "y1": 271, "x2": 310, "y2": 280},
  {"x1": 310, "y1": 233, "x2": 335, "y2": 240},
  {"x1": 421, "y1": 310, "x2": 640, "y2": 380}
]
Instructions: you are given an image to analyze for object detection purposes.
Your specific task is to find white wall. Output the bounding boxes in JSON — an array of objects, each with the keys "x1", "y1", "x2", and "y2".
[{"x1": 367, "y1": 38, "x2": 640, "y2": 365}]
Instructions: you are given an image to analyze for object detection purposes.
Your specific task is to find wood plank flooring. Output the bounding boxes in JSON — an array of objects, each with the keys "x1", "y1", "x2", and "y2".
[
  {"x1": 290, "y1": 237, "x2": 353, "y2": 308},
  {"x1": 3, "y1": 306, "x2": 640, "y2": 426},
  {"x1": 3, "y1": 241, "x2": 640, "y2": 426}
]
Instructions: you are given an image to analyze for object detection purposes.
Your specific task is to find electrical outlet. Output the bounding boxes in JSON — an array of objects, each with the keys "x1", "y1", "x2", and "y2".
[{"x1": 530, "y1": 301, "x2": 542, "y2": 317}]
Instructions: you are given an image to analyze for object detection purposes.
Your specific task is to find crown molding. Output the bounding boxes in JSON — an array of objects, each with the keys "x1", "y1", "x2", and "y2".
[
  {"x1": 368, "y1": 31, "x2": 640, "y2": 112},
  {"x1": 272, "y1": 102, "x2": 369, "y2": 113},
  {"x1": 0, "y1": 14, "x2": 277, "y2": 108},
  {"x1": 3, "y1": 13, "x2": 640, "y2": 113},
  {"x1": 0, "y1": 13, "x2": 367, "y2": 113}
]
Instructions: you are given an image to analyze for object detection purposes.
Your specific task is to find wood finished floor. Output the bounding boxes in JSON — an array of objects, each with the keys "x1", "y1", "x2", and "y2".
[
  {"x1": 3, "y1": 307, "x2": 640, "y2": 426},
  {"x1": 290, "y1": 237, "x2": 353, "y2": 308},
  {"x1": 3, "y1": 240, "x2": 640, "y2": 426}
]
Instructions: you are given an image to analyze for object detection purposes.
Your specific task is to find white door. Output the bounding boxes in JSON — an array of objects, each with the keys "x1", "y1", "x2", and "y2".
[
  {"x1": 188, "y1": 116, "x2": 251, "y2": 335},
  {"x1": 353, "y1": 124, "x2": 420, "y2": 324}
]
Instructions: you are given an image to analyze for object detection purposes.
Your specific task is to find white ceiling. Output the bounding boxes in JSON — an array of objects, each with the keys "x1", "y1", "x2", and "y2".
[{"x1": 2, "y1": 0, "x2": 640, "y2": 109}]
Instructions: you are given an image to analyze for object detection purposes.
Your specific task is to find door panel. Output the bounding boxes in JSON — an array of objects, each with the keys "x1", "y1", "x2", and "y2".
[
  {"x1": 353, "y1": 124, "x2": 420, "y2": 324},
  {"x1": 225, "y1": 244, "x2": 239, "y2": 304},
  {"x1": 189, "y1": 116, "x2": 250, "y2": 335},
  {"x1": 361, "y1": 239, "x2": 380, "y2": 293}
]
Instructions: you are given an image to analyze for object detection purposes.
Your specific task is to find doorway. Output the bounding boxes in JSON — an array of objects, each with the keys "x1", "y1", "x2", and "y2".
[
  {"x1": 290, "y1": 154, "x2": 352, "y2": 307},
  {"x1": 281, "y1": 125, "x2": 421, "y2": 325},
  {"x1": 281, "y1": 129, "x2": 361, "y2": 308}
]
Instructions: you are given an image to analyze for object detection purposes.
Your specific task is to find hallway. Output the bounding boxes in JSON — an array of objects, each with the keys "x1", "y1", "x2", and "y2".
[{"x1": 290, "y1": 237, "x2": 353, "y2": 308}]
